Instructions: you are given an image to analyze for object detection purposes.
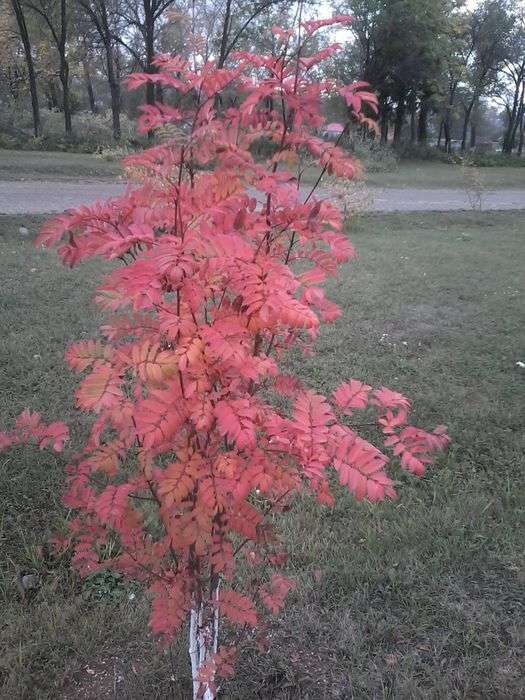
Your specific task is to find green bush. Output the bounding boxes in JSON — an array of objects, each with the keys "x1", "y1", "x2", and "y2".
[
  {"x1": 398, "y1": 143, "x2": 451, "y2": 162},
  {"x1": 348, "y1": 139, "x2": 399, "y2": 172},
  {"x1": 399, "y1": 143, "x2": 525, "y2": 167},
  {"x1": 460, "y1": 152, "x2": 525, "y2": 167},
  {"x1": 0, "y1": 108, "x2": 139, "y2": 153}
]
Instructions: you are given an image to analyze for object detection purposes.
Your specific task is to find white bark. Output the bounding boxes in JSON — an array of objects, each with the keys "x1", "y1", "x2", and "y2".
[
  {"x1": 189, "y1": 606, "x2": 200, "y2": 699},
  {"x1": 188, "y1": 584, "x2": 221, "y2": 700}
]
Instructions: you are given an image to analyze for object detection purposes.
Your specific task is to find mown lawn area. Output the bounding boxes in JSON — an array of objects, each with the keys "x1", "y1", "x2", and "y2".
[
  {"x1": 2, "y1": 148, "x2": 525, "y2": 192},
  {"x1": 1, "y1": 211, "x2": 524, "y2": 699},
  {"x1": 364, "y1": 160, "x2": 525, "y2": 189},
  {"x1": 0, "y1": 149, "x2": 122, "y2": 181}
]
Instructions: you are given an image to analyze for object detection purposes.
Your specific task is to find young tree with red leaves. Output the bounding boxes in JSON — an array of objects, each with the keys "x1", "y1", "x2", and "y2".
[{"x1": 0, "y1": 14, "x2": 449, "y2": 699}]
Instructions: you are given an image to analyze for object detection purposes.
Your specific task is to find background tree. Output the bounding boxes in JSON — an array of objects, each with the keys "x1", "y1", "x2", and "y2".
[
  {"x1": 460, "y1": 0, "x2": 514, "y2": 150},
  {"x1": 10, "y1": 0, "x2": 41, "y2": 136},
  {"x1": 498, "y1": 10, "x2": 525, "y2": 153},
  {"x1": 112, "y1": 0, "x2": 179, "y2": 106},
  {"x1": 24, "y1": 0, "x2": 72, "y2": 135},
  {"x1": 76, "y1": 0, "x2": 123, "y2": 139},
  {"x1": 435, "y1": 12, "x2": 471, "y2": 152},
  {"x1": 337, "y1": 0, "x2": 457, "y2": 147}
]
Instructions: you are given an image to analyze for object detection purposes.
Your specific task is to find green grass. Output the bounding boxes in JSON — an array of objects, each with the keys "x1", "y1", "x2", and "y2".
[
  {"x1": 364, "y1": 161, "x2": 525, "y2": 189},
  {"x1": 0, "y1": 149, "x2": 122, "y2": 181},
  {"x1": 2, "y1": 150, "x2": 525, "y2": 193},
  {"x1": 1, "y1": 211, "x2": 524, "y2": 698}
]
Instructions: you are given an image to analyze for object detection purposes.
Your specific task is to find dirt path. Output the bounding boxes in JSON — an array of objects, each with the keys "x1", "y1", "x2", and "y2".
[{"x1": 0, "y1": 179, "x2": 524, "y2": 215}]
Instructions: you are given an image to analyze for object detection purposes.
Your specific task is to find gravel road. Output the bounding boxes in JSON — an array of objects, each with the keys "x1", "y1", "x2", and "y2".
[{"x1": 0, "y1": 179, "x2": 524, "y2": 214}]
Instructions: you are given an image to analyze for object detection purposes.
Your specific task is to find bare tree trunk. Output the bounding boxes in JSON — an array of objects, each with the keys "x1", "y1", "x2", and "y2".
[
  {"x1": 105, "y1": 43, "x2": 121, "y2": 140},
  {"x1": 59, "y1": 59, "x2": 72, "y2": 135},
  {"x1": 470, "y1": 121, "x2": 477, "y2": 150},
  {"x1": 502, "y1": 63, "x2": 524, "y2": 154},
  {"x1": 518, "y1": 109, "x2": 524, "y2": 156},
  {"x1": 508, "y1": 83, "x2": 524, "y2": 154},
  {"x1": 461, "y1": 99, "x2": 475, "y2": 152},
  {"x1": 143, "y1": 0, "x2": 155, "y2": 107},
  {"x1": 11, "y1": 0, "x2": 41, "y2": 137},
  {"x1": 46, "y1": 79, "x2": 59, "y2": 109},
  {"x1": 59, "y1": 0, "x2": 72, "y2": 135},
  {"x1": 393, "y1": 95, "x2": 406, "y2": 147},
  {"x1": 379, "y1": 94, "x2": 389, "y2": 145},
  {"x1": 444, "y1": 82, "x2": 456, "y2": 154},
  {"x1": 79, "y1": 0, "x2": 121, "y2": 140},
  {"x1": 380, "y1": 116, "x2": 389, "y2": 144},
  {"x1": 217, "y1": 0, "x2": 232, "y2": 69},
  {"x1": 409, "y1": 93, "x2": 417, "y2": 144},
  {"x1": 418, "y1": 95, "x2": 430, "y2": 144},
  {"x1": 189, "y1": 586, "x2": 220, "y2": 700},
  {"x1": 437, "y1": 119, "x2": 444, "y2": 148},
  {"x1": 82, "y1": 58, "x2": 97, "y2": 114}
]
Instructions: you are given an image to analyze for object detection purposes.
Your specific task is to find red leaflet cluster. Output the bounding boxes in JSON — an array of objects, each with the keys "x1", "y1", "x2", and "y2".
[
  {"x1": 2, "y1": 16, "x2": 449, "y2": 697},
  {"x1": 0, "y1": 409, "x2": 69, "y2": 452}
]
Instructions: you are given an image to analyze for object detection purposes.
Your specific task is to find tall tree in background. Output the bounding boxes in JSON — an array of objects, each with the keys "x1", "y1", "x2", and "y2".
[
  {"x1": 214, "y1": 0, "x2": 288, "y2": 67},
  {"x1": 113, "y1": 0, "x2": 178, "y2": 106},
  {"x1": 435, "y1": 11, "x2": 471, "y2": 152},
  {"x1": 499, "y1": 10, "x2": 525, "y2": 153},
  {"x1": 72, "y1": 10, "x2": 100, "y2": 114},
  {"x1": 460, "y1": 0, "x2": 514, "y2": 150},
  {"x1": 10, "y1": 0, "x2": 41, "y2": 136},
  {"x1": 338, "y1": 0, "x2": 455, "y2": 147},
  {"x1": 77, "y1": 0, "x2": 122, "y2": 139},
  {"x1": 24, "y1": 0, "x2": 72, "y2": 134}
]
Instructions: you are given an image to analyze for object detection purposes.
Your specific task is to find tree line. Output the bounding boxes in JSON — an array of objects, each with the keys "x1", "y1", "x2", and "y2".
[
  {"x1": 335, "y1": 0, "x2": 524, "y2": 154},
  {"x1": 1, "y1": 0, "x2": 291, "y2": 141},
  {"x1": 1, "y1": 0, "x2": 524, "y2": 154}
]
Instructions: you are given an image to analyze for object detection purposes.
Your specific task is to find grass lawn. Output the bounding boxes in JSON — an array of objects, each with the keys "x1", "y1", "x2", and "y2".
[
  {"x1": 364, "y1": 160, "x2": 525, "y2": 189},
  {"x1": 0, "y1": 149, "x2": 122, "y2": 181},
  {"x1": 1, "y1": 211, "x2": 524, "y2": 698},
  {"x1": 2, "y1": 149, "x2": 525, "y2": 193}
]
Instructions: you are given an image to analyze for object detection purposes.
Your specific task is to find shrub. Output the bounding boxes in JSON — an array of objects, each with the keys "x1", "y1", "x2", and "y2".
[
  {"x1": 399, "y1": 143, "x2": 525, "y2": 167},
  {"x1": 349, "y1": 137, "x2": 399, "y2": 172},
  {"x1": 0, "y1": 17, "x2": 449, "y2": 699},
  {"x1": 457, "y1": 152, "x2": 525, "y2": 167},
  {"x1": 0, "y1": 108, "x2": 139, "y2": 153}
]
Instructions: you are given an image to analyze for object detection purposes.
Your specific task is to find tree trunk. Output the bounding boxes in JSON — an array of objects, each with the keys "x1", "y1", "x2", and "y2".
[
  {"x1": 379, "y1": 94, "x2": 389, "y2": 144},
  {"x1": 217, "y1": 0, "x2": 232, "y2": 69},
  {"x1": 144, "y1": 1, "x2": 155, "y2": 107},
  {"x1": 502, "y1": 64, "x2": 525, "y2": 154},
  {"x1": 418, "y1": 98, "x2": 430, "y2": 144},
  {"x1": 502, "y1": 111, "x2": 514, "y2": 154},
  {"x1": 502, "y1": 104, "x2": 518, "y2": 154},
  {"x1": 445, "y1": 80, "x2": 457, "y2": 154},
  {"x1": 87, "y1": 1, "x2": 121, "y2": 141},
  {"x1": 508, "y1": 83, "x2": 525, "y2": 154},
  {"x1": 380, "y1": 115, "x2": 389, "y2": 144},
  {"x1": 104, "y1": 43, "x2": 121, "y2": 140},
  {"x1": 59, "y1": 0, "x2": 72, "y2": 135},
  {"x1": 409, "y1": 94, "x2": 416, "y2": 144},
  {"x1": 189, "y1": 587, "x2": 220, "y2": 700},
  {"x1": 82, "y1": 58, "x2": 97, "y2": 114},
  {"x1": 461, "y1": 99, "x2": 474, "y2": 152},
  {"x1": 46, "y1": 80, "x2": 59, "y2": 109},
  {"x1": 470, "y1": 121, "x2": 477, "y2": 150},
  {"x1": 437, "y1": 119, "x2": 444, "y2": 148},
  {"x1": 393, "y1": 96, "x2": 406, "y2": 147},
  {"x1": 11, "y1": 0, "x2": 41, "y2": 137},
  {"x1": 60, "y1": 60, "x2": 72, "y2": 135},
  {"x1": 518, "y1": 109, "x2": 524, "y2": 156}
]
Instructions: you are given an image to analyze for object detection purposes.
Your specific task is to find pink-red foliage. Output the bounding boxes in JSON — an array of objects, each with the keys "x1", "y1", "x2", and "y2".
[{"x1": 0, "y1": 15, "x2": 449, "y2": 696}]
